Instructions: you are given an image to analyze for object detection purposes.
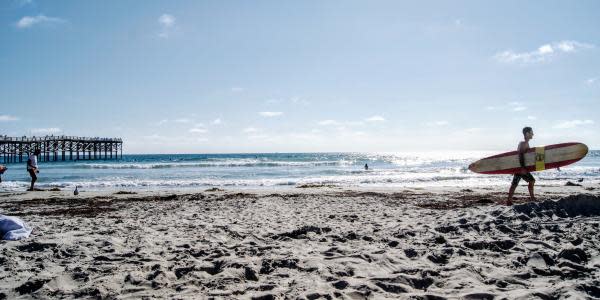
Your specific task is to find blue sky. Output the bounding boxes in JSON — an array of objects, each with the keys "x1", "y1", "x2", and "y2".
[{"x1": 1, "y1": 0, "x2": 599, "y2": 153}]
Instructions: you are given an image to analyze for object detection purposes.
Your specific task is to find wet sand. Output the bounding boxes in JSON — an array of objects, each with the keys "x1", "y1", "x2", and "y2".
[{"x1": 1, "y1": 185, "x2": 599, "y2": 299}]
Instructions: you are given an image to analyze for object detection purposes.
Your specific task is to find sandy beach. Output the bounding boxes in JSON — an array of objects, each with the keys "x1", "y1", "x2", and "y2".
[
  {"x1": 1, "y1": 184, "x2": 599, "y2": 299},
  {"x1": 3, "y1": 0, "x2": 599, "y2": 298}
]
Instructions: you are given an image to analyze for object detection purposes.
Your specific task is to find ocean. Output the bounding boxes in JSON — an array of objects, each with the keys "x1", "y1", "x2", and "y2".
[{"x1": 1, "y1": 151, "x2": 599, "y2": 192}]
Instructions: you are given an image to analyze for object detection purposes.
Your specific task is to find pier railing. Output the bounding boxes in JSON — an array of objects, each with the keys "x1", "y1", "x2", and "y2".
[{"x1": 0, "y1": 135, "x2": 123, "y2": 164}]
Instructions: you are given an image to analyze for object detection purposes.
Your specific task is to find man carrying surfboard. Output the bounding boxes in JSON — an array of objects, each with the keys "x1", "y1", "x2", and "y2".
[{"x1": 507, "y1": 127, "x2": 535, "y2": 205}]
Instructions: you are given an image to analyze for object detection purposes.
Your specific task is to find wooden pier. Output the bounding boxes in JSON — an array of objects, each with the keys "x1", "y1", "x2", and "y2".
[{"x1": 0, "y1": 135, "x2": 123, "y2": 164}]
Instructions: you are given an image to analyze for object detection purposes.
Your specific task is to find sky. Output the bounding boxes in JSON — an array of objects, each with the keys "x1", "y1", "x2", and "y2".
[{"x1": 1, "y1": 0, "x2": 599, "y2": 154}]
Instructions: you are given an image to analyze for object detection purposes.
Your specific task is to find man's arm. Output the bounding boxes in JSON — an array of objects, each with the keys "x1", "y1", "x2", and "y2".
[
  {"x1": 518, "y1": 142, "x2": 527, "y2": 173},
  {"x1": 27, "y1": 158, "x2": 37, "y2": 171}
]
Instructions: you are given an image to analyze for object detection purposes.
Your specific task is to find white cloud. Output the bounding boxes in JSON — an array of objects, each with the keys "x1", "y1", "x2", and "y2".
[
  {"x1": 494, "y1": 40, "x2": 593, "y2": 64},
  {"x1": 556, "y1": 41, "x2": 578, "y2": 52},
  {"x1": 173, "y1": 118, "x2": 192, "y2": 123},
  {"x1": 189, "y1": 128, "x2": 208, "y2": 134},
  {"x1": 486, "y1": 102, "x2": 528, "y2": 112},
  {"x1": 243, "y1": 127, "x2": 259, "y2": 133},
  {"x1": 347, "y1": 121, "x2": 365, "y2": 126},
  {"x1": 538, "y1": 44, "x2": 554, "y2": 55},
  {"x1": 247, "y1": 134, "x2": 269, "y2": 140},
  {"x1": 317, "y1": 120, "x2": 340, "y2": 126},
  {"x1": 464, "y1": 127, "x2": 482, "y2": 134},
  {"x1": 265, "y1": 98, "x2": 282, "y2": 104},
  {"x1": 157, "y1": 118, "x2": 195, "y2": 125},
  {"x1": 16, "y1": 15, "x2": 66, "y2": 29},
  {"x1": 265, "y1": 96, "x2": 309, "y2": 106},
  {"x1": 140, "y1": 134, "x2": 209, "y2": 145},
  {"x1": 527, "y1": 116, "x2": 537, "y2": 120},
  {"x1": 290, "y1": 96, "x2": 310, "y2": 105},
  {"x1": 158, "y1": 14, "x2": 176, "y2": 38},
  {"x1": 212, "y1": 118, "x2": 222, "y2": 125},
  {"x1": 142, "y1": 134, "x2": 163, "y2": 140},
  {"x1": 426, "y1": 120, "x2": 449, "y2": 126},
  {"x1": 0, "y1": 115, "x2": 19, "y2": 122},
  {"x1": 231, "y1": 87, "x2": 244, "y2": 92},
  {"x1": 553, "y1": 119, "x2": 594, "y2": 129},
  {"x1": 586, "y1": 78, "x2": 598, "y2": 85},
  {"x1": 365, "y1": 115, "x2": 386, "y2": 122},
  {"x1": 31, "y1": 127, "x2": 61, "y2": 135},
  {"x1": 158, "y1": 14, "x2": 175, "y2": 27},
  {"x1": 259, "y1": 111, "x2": 283, "y2": 117},
  {"x1": 15, "y1": 0, "x2": 33, "y2": 7},
  {"x1": 508, "y1": 101, "x2": 527, "y2": 111},
  {"x1": 318, "y1": 119, "x2": 369, "y2": 128}
]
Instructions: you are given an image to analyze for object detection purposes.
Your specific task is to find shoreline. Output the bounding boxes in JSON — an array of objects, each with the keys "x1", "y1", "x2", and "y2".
[{"x1": 0, "y1": 183, "x2": 597, "y2": 205}]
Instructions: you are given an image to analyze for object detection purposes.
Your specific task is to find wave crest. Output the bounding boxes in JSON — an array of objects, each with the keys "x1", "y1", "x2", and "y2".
[{"x1": 77, "y1": 160, "x2": 351, "y2": 169}]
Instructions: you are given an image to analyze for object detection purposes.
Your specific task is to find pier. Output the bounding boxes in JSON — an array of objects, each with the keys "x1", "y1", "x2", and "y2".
[{"x1": 0, "y1": 135, "x2": 123, "y2": 164}]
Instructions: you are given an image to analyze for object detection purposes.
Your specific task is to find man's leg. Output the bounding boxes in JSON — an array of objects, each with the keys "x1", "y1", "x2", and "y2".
[
  {"x1": 507, "y1": 175, "x2": 520, "y2": 205},
  {"x1": 507, "y1": 184, "x2": 517, "y2": 205},
  {"x1": 528, "y1": 181, "x2": 535, "y2": 201},
  {"x1": 524, "y1": 173, "x2": 536, "y2": 202},
  {"x1": 28, "y1": 170, "x2": 36, "y2": 191}
]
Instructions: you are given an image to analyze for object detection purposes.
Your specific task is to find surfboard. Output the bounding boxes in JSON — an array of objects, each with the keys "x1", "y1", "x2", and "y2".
[{"x1": 468, "y1": 142, "x2": 588, "y2": 175}]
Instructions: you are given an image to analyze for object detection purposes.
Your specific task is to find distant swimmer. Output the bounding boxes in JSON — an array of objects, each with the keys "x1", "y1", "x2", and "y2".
[
  {"x1": 0, "y1": 164, "x2": 6, "y2": 183},
  {"x1": 364, "y1": 164, "x2": 369, "y2": 171},
  {"x1": 507, "y1": 127, "x2": 536, "y2": 206},
  {"x1": 27, "y1": 149, "x2": 41, "y2": 191}
]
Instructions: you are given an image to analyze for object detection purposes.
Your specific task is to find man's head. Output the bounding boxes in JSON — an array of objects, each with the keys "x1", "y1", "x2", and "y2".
[
  {"x1": 522, "y1": 127, "x2": 533, "y2": 140},
  {"x1": 33, "y1": 149, "x2": 41, "y2": 155}
]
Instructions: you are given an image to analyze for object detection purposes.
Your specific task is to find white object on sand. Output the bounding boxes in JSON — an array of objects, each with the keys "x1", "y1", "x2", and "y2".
[{"x1": 0, "y1": 215, "x2": 33, "y2": 240}]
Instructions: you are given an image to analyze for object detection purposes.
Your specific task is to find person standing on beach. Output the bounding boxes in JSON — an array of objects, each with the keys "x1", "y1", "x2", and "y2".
[
  {"x1": 0, "y1": 164, "x2": 6, "y2": 183},
  {"x1": 27, "y1": 149, "x2": 41, "y2": 191},
  {"x1": 507, "y1": 127, "x2": 536, "y2": 205}
]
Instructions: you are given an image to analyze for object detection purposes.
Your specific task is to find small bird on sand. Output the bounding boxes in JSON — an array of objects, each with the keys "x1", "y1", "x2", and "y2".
[{"x1": 74, "y1": 186, "x2": 79, "y2": 196}]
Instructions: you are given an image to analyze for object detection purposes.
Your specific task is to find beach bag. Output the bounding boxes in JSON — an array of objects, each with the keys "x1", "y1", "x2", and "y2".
[{"x1": 0, "y1": 215, "x2": 33, "y2": 240}]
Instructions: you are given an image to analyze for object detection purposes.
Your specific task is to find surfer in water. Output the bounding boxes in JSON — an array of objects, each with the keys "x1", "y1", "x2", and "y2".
[{"x1": 507, "y1": 127, "x2": 536, "y2": 205}]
